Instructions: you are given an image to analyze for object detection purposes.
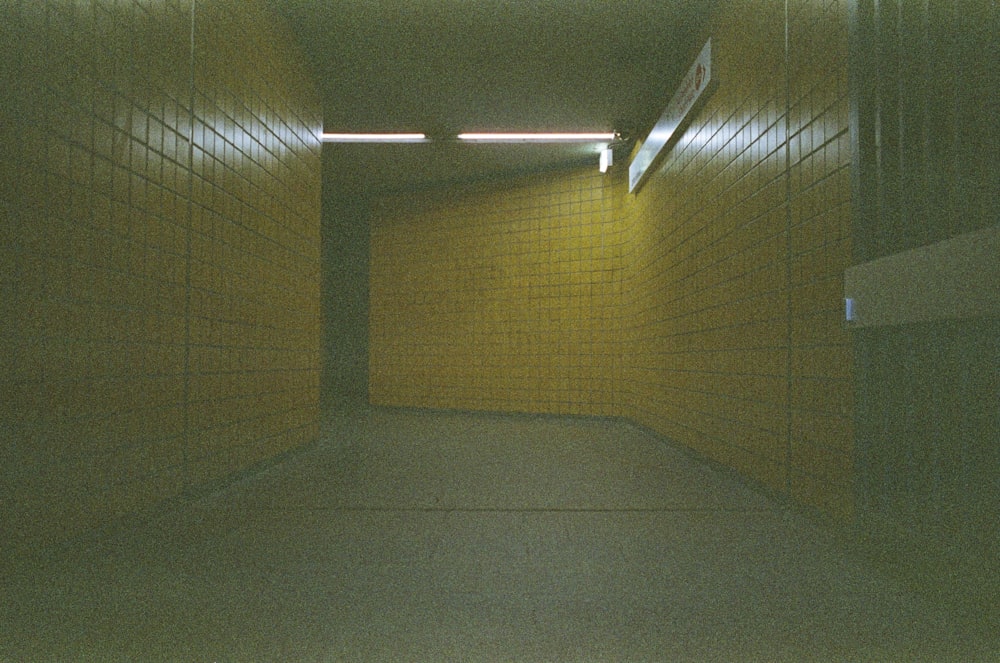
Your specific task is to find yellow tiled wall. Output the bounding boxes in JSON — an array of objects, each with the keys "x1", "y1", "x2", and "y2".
[
  {"x1": 623, "y1": 0, "x2": 853, "y2": 518},
  {"x1": 368, "y1": 0, "x2": 853, "y2": 521},
  {"x1": 1, "y1": 0, "x2": 321, "y2": 562},
  {"x1": 785, "y1": 0, "x2": 853, "y2": 519},
  {"x1": 370, "y1": 170, "x2": 625, "y2": 416}
]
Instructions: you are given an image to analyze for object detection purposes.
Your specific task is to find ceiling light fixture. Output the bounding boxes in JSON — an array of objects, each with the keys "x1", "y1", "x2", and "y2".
[
  {"x1": 457, "y1": 132, "x2": 617, "y2": 143},
  {"x1": 321, "y1": 133, "x2": 428, "y2": 143}
]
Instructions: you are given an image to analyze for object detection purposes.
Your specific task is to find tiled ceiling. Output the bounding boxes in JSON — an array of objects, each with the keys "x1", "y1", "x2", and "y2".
[{"x1": 265, "y1": 0, "x2": 716, "y2": 199}]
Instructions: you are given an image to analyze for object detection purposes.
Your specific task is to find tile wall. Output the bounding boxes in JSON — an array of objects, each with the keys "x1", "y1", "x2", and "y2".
[
  {"x1": 622, "y1": 0, "x2": 793, "y2": 498},
  {"x1": 1, "y1": 0, "x2": 321, "y2": 562},
  {"x1": 786, "y1": 0, "x2": 854, "y2": 519},
  {"x1": 370, "y1": 169, "x2": 625, "y2": 417},
  {"x1": 623, "y1": 0, "x2": 853, "y2": 518}
]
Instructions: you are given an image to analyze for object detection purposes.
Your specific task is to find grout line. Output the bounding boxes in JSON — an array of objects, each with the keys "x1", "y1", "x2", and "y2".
[
  {"x1": 783, "y1": 0, "x2": 795, "y2": 498},
  {"x1": 181, "y1": 0, "x2": 197, "y2": 491}
]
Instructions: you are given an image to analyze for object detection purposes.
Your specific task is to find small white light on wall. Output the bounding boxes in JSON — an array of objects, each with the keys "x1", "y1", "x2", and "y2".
[{"x1": 599, "y1": 147, "x2": 613, "y2": 173}]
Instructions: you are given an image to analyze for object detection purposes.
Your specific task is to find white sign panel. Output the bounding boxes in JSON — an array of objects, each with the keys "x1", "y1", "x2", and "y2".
[{"x1": 629, "y1": 38, "x2": 713, "y2": 193}]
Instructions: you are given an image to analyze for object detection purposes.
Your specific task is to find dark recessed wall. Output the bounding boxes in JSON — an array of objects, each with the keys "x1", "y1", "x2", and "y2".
[
  {"x1": 321, "y1": 168, "x2": 370, "y2": 408},
  {"x1": 850, "y1": 0, "x2": 999, "y2": 594}
]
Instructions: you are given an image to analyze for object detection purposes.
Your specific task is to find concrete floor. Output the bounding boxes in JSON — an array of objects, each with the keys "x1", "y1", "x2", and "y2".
[{"x1": 2, "y1": 407, "x2": 997, "y2": 661}]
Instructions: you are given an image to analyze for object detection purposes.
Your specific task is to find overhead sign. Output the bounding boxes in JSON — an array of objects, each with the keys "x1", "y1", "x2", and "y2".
[{"x1": 629, "y1": 38, "x2": 713, "y2": 193}]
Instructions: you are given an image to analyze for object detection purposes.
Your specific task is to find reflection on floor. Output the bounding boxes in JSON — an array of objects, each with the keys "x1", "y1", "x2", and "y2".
[{"x1": 3, "y1": 407, "x2": 997, "y2": 661}]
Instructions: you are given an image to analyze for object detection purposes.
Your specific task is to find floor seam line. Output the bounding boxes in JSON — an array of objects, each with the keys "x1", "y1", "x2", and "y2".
[{"x1": 238, "y1": 506, "x2": 785, "y2": 514}]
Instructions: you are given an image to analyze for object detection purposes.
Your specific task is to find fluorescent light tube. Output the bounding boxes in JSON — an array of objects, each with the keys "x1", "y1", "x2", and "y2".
[
  {"x1": 321, "y1": 133, "x2": 427, "y2": 143},
  {"x1": 457, "y1": 133, "x2": 616, "y2": 142}
]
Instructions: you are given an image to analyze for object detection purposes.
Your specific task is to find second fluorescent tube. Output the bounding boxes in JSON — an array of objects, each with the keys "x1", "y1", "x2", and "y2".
[{"x1": 457, "y1": 132, "x2": 616, "y2": 142}]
